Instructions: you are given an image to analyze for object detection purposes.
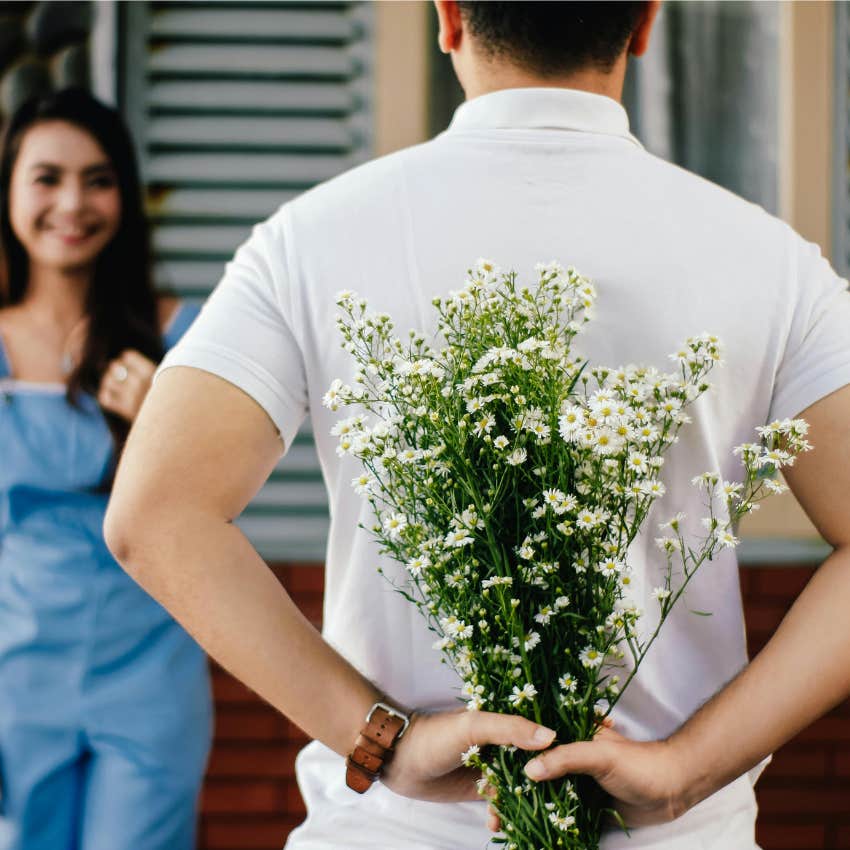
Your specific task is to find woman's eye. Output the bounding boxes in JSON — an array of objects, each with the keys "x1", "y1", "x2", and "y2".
[
  {"x1": 88, "y1": 175, "x2": 116, "y2": 189},
  {"x1": 34, "y1": 174, "x2": 58, "y2": 185}
]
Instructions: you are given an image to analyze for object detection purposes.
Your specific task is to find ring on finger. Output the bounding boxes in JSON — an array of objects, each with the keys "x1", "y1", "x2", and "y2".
[{"x1": 114, "y1": 364, "x2": 129, "y2": 383}]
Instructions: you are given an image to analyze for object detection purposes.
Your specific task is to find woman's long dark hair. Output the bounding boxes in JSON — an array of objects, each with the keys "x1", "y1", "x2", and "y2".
[{"x1": 0, "y1": 87, "x2": 163, "y2": 455}]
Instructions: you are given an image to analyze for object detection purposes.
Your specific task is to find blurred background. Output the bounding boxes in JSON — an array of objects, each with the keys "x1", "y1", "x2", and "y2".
[{"x1": 0, "y1": 2, "x2": 847, "y2": 848}]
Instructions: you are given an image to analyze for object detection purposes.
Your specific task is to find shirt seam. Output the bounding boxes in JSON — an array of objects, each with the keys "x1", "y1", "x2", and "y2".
[{"x1": 160, "y1": 339, "x2": 299, "y2": 436}]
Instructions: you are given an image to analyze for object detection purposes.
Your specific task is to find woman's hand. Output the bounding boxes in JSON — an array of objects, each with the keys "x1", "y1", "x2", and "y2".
[{"x1": 97, "y1": 350, "x2": 157, "y2": 423}]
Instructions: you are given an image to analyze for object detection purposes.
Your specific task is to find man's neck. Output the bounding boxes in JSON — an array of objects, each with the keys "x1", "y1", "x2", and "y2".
[{"x1": 459, "y1": 54, "x2": 628, "y2": 104}]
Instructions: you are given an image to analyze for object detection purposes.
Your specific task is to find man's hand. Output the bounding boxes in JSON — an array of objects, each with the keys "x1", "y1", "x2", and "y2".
[
  {"x1": 466, "y1": 721, "x2": 685, "y2": 833},
  {"x1": 520, "y1": 724, "x2": 685, "y2": 827},
  {"x1": 382, "y1": 709, "x2": 555, "y2": 803}
]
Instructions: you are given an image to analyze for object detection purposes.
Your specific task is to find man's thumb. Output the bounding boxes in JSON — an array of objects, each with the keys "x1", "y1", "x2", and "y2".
[{"x1": 524, "y1": 740, "x2": 610, "y2": 781}]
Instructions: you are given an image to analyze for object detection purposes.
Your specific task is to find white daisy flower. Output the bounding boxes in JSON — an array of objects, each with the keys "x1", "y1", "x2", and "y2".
[
  {"x1": 461, "y1": 744, "x2": 480, "y2": 766},
  {"x1": 553, "y1": 493, "x2": 577, "y2": 515},
  {"x1": 482, "y1": 576, "x2": 513, "y2": 589},
  {"x1": 518, "y1": 542, "x2": 535, "y2": 560},
  {"x1": 506, "y1": 448, "x2": 527, "y2": 466},
  {"x1": 640, "y1": 480, "x2": 666, "y2": 498},
  {"x1": 472, "y1": 413, "x2": 496, "y2": 437},
  {"x1": 508, "y1": 683, "x2": 538, "y2": 707},
  {"x1": 529, "y1": 421, "x2": 551, "y2": 441},
  {"x1": 542, "y1": 488, "x2": 566, "y2": 508},
  {"x1": 548, "y1": 813, "x2": 576, "y2": 831},
  {"x1": 523, "y1": 631, "x2": 541, "y2": 651},
  {"x1": 445, "y1": 528, "x2": 474, "y2": 548},
  {"x1": 714, "y1": 529, "x2": 740, "y2": 548},
  {"x1": 322, "y1": 378, "x2": 345, "y2": 410},
  {"x1": 351, "y1": 473, "x2": 374, "y2": 496},
  {"x1": 759, "y1": 449, "x2": 792, "y2": 468},
  {"x1": 579, "y1": 646, "x2": 603, "y2": 668},
  {"x1": 655, "y1": 536, "x2": 682, "y2": 553},
  {"x1": 466, "y1": 693, "x2": 485, "y2": 711},
  {"x1": 597, "y1": 558, "x2": 624, "y2": 577},
  {"x1": 534, "y1": 605, "x2": 554, "y2": 625},
  {"x1": 558, "y1": 673, "x2": 577, "y2": 693},
  {"x1": 406, "y1": 555, "x2": 430, "y2": 577},
  {"x1": 627, "y1": 451, "x2": 649, "y2": 475},
  {"x1": 575, "y1": 509, "x2": 600, "y2": 529},
  {"x1": 440, "y1": 616, "x2": 473, "y2": 639},
  {"x1": 382, "y1": 513, "x2": 407, "y2": 540},
  {"x1": 591, "y1": 427, "x2": 619, "y2": 456},
  {"x1": 763, "y1": 478, "x2": 788, "y2": 495}
]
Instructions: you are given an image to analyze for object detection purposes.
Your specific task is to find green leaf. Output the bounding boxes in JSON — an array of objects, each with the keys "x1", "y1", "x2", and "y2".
[{"x1": 608, "y1": 808, "x2": 631, "y2": 836}]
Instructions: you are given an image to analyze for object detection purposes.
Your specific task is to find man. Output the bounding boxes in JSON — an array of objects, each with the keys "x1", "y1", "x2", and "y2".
[{"x1": 104, "y1": 3, "x2": 850, "y2": 848}]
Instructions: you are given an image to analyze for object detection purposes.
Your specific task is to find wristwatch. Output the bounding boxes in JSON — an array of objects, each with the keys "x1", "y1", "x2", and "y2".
[{"x1": 345, "y1": 701, "x2": 411, "y2": 793}]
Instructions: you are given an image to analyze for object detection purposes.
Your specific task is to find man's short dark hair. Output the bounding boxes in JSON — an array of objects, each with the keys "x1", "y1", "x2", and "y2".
[{"x1": 457, "y1": 2, "x2": 646, "y2": 76}]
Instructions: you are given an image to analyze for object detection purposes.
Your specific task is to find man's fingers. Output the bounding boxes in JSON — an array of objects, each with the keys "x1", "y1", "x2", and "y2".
[
  {"x1": 524, "y1": 740, "x2": 612, "y2": 782},
  {"x1": 466, "y1": 711, "x2": 555, "y2": 751},
  {"x1": 487, "y1": 804, "x2": 502, "y2": 833}
]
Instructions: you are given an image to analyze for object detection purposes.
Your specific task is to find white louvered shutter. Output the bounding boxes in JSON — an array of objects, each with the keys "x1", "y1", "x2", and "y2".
[{"x1": 119, "y1": 1, "x2": 374, "y2": 561}]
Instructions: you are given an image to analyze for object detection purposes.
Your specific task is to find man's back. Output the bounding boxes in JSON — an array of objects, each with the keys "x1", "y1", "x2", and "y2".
[{"x1": 160, "y1": 87, "x2": 850, "y2": 849}]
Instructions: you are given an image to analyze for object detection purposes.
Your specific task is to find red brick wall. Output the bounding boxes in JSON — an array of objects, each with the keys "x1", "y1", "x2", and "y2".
[
  {"x1": 197, "y1": 564, "x2": 849, "y2": 850},
  {"x1": 198, "y1": 566, "x2": 319, "y2": 850},
  {"x1": 741, "y1": 567, "x2": 850, "y2": 850}
]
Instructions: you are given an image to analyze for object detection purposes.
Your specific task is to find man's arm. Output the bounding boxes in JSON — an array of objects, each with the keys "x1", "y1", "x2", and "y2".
[
  {"x1": 517, "y1": 384, "x2": 850, "y2": 826},
  {"x1": 104, "y1": 366, "x2": 555, "y2": 800}
]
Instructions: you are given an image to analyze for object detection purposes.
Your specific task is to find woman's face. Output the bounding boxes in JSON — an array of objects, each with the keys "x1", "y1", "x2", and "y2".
[{"x1": 8, "y1": 120, "x2": 122, "y2": 277}]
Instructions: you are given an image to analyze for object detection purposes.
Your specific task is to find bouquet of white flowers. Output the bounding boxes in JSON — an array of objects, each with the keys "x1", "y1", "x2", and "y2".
[{"x1": 325, "y1": 261, "x2": 810, "y2": 850}]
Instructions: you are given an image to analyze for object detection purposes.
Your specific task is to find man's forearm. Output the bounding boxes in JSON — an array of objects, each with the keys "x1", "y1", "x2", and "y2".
[
  {"x1": 670, "y1": 545, "x2": 850, "y2": 809},
  {"x1": 108, "y1": 507, "x2": 381, "y2": 757}
]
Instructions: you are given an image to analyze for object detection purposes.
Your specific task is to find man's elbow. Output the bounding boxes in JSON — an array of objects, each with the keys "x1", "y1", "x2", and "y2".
[
  {"x1": 103, "y1": 493, "x2": 170, "y2": 580},
  {"x1": 103, "y1": 496, "x2": 142, "y2": 574}
]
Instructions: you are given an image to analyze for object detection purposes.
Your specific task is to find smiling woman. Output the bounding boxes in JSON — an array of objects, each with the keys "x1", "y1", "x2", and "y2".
[
  {"x1": 9, "y1": 121, "x2": 121, "y2": 277},
  {"x1": 0, "y1": 90, "x2": 211, "y2": 850}
]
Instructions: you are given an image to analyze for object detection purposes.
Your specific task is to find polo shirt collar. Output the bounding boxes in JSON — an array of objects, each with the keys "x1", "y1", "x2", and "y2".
[{"x1": 447, "y1": 87, "x2": 643, "y2": 148}]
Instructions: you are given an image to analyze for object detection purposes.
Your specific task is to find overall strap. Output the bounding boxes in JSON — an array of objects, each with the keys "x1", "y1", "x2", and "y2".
[
  {"x1": 0, "y1": 329, "x2": 11, "y2": 378},
  {"x1": 163, "y1": 301, "x2": 201, "y2": 351}
]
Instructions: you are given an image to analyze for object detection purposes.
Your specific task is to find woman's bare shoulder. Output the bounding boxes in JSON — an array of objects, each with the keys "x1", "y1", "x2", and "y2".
[
  {"x1": 0, "y1": 304, "x2": 23, "y2": 334},
  {"x1": 157, "y1": 295, "x2": 181, "y2": 331}
]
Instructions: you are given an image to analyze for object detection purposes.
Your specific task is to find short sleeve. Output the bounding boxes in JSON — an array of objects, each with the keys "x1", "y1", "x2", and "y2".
[
  {"x1": 769, "y1": 234, "x2": 850, "y2": 423},
  {"x1": 156, "y1": 212, "x2": 308, "y2": 451}
]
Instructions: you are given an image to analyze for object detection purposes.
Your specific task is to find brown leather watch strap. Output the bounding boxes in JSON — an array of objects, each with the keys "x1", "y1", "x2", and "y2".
[{"x1": 345, "y1": 703, "x2": 409, "y2": 794}]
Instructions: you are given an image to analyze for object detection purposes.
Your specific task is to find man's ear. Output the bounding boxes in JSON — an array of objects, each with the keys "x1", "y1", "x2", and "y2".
[
  {"x1": 434, "y1": 0, "x2": 464, "y2": 54},
  {"x1": 629, "y1": 0, "x2": 662, "y2": 57}
]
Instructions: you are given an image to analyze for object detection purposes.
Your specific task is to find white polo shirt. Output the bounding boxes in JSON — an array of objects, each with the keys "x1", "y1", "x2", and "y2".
[{"x1": 160, "y1": 88, "x2": 850, "y2": 850}]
